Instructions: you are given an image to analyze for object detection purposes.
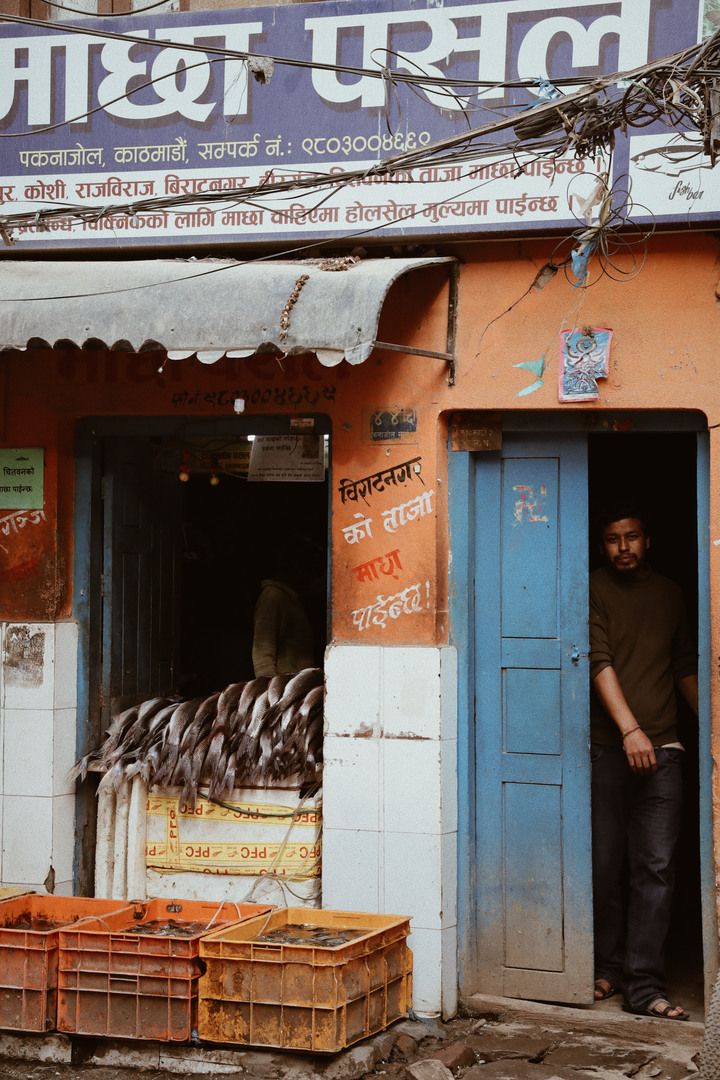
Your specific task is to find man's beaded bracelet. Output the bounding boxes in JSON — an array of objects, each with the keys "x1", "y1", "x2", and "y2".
[{"x1": 622, "y1": 726, "x2": 640, "y2": 740}]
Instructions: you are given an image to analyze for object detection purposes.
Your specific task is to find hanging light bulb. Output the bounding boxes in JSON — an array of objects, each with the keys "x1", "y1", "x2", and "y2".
[
  {"x1": 179, "y1": 451, "x2": 190, "y2": 482},
  {"x1": 210, "y1": 462, "x2": 220, "y2": 486}
]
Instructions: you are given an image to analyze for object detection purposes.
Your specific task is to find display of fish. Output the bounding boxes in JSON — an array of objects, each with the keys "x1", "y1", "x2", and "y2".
[
  {"x1": 152, "y1": 696, "x2": 206, "y2": 789},
  {"x1": 73, "y1": 669, "x2": 324, "y2": 805}
]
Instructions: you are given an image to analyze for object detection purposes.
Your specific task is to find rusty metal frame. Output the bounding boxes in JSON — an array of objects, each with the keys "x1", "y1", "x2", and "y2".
[{"x1": 372, "y1": 261, "x2": 459, "y2": 385}]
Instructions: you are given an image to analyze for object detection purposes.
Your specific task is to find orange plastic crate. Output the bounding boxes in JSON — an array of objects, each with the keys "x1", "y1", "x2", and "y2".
[
  {"x1": 57, "y1": 898, "x2": 272, "y2": 1042},
  {"x1": 198, "y1": 908, "x2": 412, "y2": 1053},
  {"x1": 0, "y1": 894, "x2": 133, "y2": 1033}
]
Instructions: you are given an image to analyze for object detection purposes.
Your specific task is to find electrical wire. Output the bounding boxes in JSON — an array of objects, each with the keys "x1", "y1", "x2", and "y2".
[
  {"x1": 0, "y1": 143, "x2": 559, "y2": 297},
  {"x1": 40, "y1": 0, "x2": 187, "y2": 17},
  {"x1": 0, "y1": 26, "x2": 712, "y2": 223},
  {"x1": 0, "y1": 53, "x2": 227, "y2": 138},
  {"x1": 0, "y1": 166, "x2": 651, "y2": 308},
  {"x1": 0, "y1": 22, "x2": 716, "y2": 290},
  {"x1": 0, "y1": 9, "x2": 629, "y2": 93}
]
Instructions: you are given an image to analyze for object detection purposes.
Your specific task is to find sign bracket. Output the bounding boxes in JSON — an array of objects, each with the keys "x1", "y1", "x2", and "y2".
[{"x1": 372, "y1": 263, "x2": 459, "y2": 386}]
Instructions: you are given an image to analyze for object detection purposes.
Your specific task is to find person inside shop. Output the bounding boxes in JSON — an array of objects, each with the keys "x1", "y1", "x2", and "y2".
[
  {"x1": 251, "y1": 543, "x2": 316, "y2": 678},
  {"x1": 589, "y1": 504, "x2": 698, "y2": 1021}
]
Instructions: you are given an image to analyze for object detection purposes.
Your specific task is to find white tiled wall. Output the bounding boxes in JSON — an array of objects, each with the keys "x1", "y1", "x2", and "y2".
[
  {"x1": 0, "y1": 624, "x2": 460, "y2": 1012},
  {"x1": 322, "y1": 644, "x2": 458, "y2": 1019},
  {"x1": 0, "y1": 622, "x2": 78, "y2": 895}
]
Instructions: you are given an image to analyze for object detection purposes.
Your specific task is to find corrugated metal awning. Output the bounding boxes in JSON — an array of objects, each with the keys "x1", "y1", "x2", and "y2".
[{"x1": 0, "y1": 255, "x2": 454, "y2": 368}]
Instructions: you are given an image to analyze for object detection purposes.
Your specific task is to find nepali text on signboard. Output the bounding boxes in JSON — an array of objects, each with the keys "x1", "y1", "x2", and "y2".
[{"x1": 0, "y1": 0, "x2": 712, "y2": 250}]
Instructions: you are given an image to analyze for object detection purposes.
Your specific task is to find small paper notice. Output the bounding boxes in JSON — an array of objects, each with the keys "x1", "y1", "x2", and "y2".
[
  {"x1": 0, "y1": 448, "x2": 44, "y2": 509},
  {"x1": 248, "y1": 435, "x2": 325, "y2": 482}
]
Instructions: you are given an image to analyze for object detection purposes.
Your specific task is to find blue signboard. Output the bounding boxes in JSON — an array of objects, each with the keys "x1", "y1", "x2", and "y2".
[{"x1": 0, "y1": 0, "x2": 712, "y2": 250}]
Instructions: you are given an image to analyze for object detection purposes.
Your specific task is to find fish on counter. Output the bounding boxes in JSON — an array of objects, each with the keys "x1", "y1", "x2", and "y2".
[{"x1": 72, "y1": 668, "x2": 325, "y2": 807}]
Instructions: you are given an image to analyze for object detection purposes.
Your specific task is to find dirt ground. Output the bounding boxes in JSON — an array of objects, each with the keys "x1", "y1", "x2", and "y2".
[{"x1": 0, "y1": 999, "x2": 705, "y2": 1080}]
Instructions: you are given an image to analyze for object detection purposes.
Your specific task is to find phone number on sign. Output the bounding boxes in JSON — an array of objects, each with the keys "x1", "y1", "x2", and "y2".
[{"x1": 301, "y1": 132, "x2": 432, "y2": 157}]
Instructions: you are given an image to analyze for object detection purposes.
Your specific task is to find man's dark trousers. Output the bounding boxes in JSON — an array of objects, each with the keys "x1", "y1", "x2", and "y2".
[{"x1": 591, "y1": 744, "x2": 683, "y2": 1010}]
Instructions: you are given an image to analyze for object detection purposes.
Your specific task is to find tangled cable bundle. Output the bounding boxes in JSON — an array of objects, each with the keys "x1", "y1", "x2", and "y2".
[
  {"x1": 3, "y1": 26, "x2": 720, "y2": 242},
  {"x1": 72, "y1": 668, "x2": 325, "y2": 809},
  {"x1": 548, "y1": 174, "x2": 656, "y2": 289}
]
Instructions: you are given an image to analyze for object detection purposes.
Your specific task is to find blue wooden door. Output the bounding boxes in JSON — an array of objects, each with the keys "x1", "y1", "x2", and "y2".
[{"x1": 471, "y1": 432, "x2": 592, "y2": 1002}]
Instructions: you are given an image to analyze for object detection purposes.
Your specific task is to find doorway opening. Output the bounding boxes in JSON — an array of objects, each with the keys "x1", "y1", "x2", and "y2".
[
  {"x1": 588, "y1": 430, "x2": 703, "y2": 1016},
  {"x1": 174, "y1": 437, "x2": 329, "y2": 697},
  {"x1": 451, "y1": 417, "x2": 711, "y2": 1007},
  {"x1": 74, "y1": 418, "x2": 331, "y2": 894},
  {"x1": 96, "y1": 427, "x2": 330, "y2": 707}
]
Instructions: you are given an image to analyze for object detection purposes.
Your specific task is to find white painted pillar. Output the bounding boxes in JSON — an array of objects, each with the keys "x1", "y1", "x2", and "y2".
[
  {"x1": 322, "y1": 644, "x2": 458, "y2": 1018},
  {"x1": 0, "y1": 621, "x2": 78, "y2": 894}
]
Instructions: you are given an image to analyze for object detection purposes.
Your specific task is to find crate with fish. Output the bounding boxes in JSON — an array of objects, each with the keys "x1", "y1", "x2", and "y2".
[
  {"x1": 197, "y1": 908, "x2": 412, "y2": 1053},
  {"x1": 0, "y1": 894, "x2": 132, "y2": 1033},
  {"x1": 81, "y1": 671, "x2": 325, "y2": 905},
  {"x1": 57, "y1": 897, "x2": 273, "y2": 1042}
]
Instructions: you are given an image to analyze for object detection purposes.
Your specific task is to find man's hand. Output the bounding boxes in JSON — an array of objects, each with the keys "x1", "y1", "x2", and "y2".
[{"x1": 623, "y1": 727, "x2": 657, "y2": 774}]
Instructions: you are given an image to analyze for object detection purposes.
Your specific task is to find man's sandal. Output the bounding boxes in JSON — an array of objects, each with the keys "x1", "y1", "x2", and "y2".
[
  {"x1": 623, "y1": 998, "x2": 690, "y2": 1021},
  {"x1": 593, "y1": 980, "x2": 617, "y2": 1001}
]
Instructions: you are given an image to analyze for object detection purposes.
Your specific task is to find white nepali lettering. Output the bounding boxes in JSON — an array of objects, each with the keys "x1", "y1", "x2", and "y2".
[
  {"x1": 98, "y1": 24, "x2": 264, "y2": 122},
  {"x1": 19, "y1": 146, "x2": 103, "y2": 170},
  {"x1": 306, "y1": 0, "x2": 651, "y2": 112},
  {"x1": 98, "y1": 33, "x2": 215, "y2": 122},
  {"x1": 382, "y1": 490, "x2": 435, "y2": 534},
  {"x1": 0, "y1": 1, "x2": 652, "y2": 129},
  {"x1": 197, "y1": 135, "x2": 260, "y2": 160},
  {"x1": 351, "y1": 581, "x2": 426, "y2": 631},
  {"x1": 342, "y1": 513, "x2": 373, "y2": 545},
  {"x1": 153, "y1": 24, "x2": 264, "y2": 120},
  {"x1": 0, "y1": 34, "x2": 90, "y2": 127},
  {"x1": 306, "y1": 7, "x2": 489, "y2": 112},
  {"x1": 113, "y1": 138, "x2": 187, "y2": 165},
  {"x1": 516, "y1": 2, "x2": 652, "y2": 89},
  {"x1": 0, "y1": 509, "x2": 46, "y2": 537},
  {"x1": 0, "y1": 22, "x2": 264, "y2": 128}
]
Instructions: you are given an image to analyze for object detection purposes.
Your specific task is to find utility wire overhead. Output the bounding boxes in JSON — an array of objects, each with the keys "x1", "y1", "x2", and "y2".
[
  {"x1": 0, "y1": 8, "x2": 712, "y2": 93},
  {"x1": 0, "y1": 9, "x2": 623, "y2": 88},
  {"x1": 0, "y1": 20, "x2": 717, "y2": 256}
]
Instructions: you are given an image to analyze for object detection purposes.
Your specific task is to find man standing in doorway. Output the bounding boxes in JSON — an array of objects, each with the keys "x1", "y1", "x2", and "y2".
[{"x1": 589, "y1": 506, "x2": 698, "y2": 1021}]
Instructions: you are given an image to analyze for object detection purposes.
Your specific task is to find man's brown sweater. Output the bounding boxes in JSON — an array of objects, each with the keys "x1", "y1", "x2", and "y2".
[{"x1": 589, "y1": 565, "x2": 696, "y2": 747}]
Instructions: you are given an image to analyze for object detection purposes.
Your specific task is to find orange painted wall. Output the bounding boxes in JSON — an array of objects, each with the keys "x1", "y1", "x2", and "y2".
[
  {"x1": 2, "y1": 232, "x2": 720, "y2": 650},
  {"x1": 3, "y1": 229, "x2": 720, "y2": 964}
]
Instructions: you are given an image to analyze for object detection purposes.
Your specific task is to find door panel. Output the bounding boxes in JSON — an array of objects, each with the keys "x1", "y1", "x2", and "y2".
[
  {"x1": 101, "y1": 438, "x2": 180, "y2": 725},
  {"x1": 500, "y1": 457, "x2": 559, "y2": 638},
  {"x1": 504, "y1": 782, "x2": 563, "y2": 970},
  {"x1": 473, "y1": 433, "x2": 592, "y2": 1003}
]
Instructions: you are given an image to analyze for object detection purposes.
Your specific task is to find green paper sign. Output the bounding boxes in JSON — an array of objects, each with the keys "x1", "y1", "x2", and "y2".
[{"x1": 0, "y1": 448, "x2": 44, "y2": 509}]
